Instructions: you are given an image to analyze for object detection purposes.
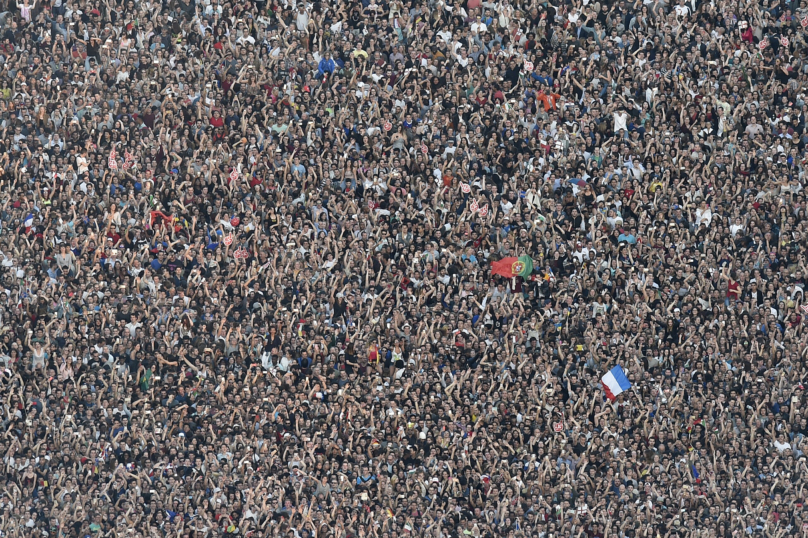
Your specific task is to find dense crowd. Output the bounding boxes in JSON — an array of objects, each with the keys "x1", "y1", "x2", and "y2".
[{"x1": 0, "y1": 0, "x2": 807, "y2": 536}]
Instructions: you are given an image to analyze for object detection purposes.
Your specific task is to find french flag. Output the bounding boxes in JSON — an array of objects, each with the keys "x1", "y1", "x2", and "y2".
[{"x1": 601, "y1": 365, "x2": 631, "y2": 401}]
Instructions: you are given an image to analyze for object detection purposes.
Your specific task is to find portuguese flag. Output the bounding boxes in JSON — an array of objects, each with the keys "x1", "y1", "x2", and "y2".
[{"x1": 491, "y1": 255, "x2": 534, "y2": 280}]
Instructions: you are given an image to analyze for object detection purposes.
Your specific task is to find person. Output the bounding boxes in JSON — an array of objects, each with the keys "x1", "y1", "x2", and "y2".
[{"x1": 318, "y1": 52, "x2": 337, "y2": 78}]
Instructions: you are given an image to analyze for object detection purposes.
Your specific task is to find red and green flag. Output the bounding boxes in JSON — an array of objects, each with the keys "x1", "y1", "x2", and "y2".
[{"x1": 491, "y1": 255, "x2": 534, "y2": 280}]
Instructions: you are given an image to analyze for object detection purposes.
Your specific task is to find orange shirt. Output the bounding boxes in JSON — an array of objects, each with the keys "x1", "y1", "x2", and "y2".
[{"x1": 537, "y1": 92, "x2": 561, "y2": 112}]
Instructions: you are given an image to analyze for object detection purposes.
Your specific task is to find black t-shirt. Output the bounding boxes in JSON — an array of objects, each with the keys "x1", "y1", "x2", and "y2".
[{"x1": 87, "y1": 40, "x2": 100, "y2": 58}]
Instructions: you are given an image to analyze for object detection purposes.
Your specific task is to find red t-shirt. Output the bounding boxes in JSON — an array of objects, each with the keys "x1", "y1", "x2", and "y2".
[{"x1": 727, "y1": 280, "x2": 740, "y2": 299}]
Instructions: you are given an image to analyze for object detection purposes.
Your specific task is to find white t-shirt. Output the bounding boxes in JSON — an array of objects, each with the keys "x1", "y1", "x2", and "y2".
[
  {"x1": 125, "y1": 321, "x2": 142, "y2": 338},
  {"x1": 674, "y1": 4, "x2": 690, "y2": 17},
  {"x1": 76, "y1": 155, "x2": 89, "y2": 174},
  {"x1": 295, "y1": 10, "x2": 309, "y2": 31},
  {"x1": 695, "y1": 207, "x2": 713, "y2": 227},
  {"x1": 773, "y1": 439, "x2": 792, "y2": 453},
  {"x1": 277, "y1": 356, "x2": 292, "y2": 372},
  {"x1": 613, "y1": 111, "x2": 628, "y2": 133},
  {"x1": 572, "y1": 247, "x2": 594, "y2": 264}
]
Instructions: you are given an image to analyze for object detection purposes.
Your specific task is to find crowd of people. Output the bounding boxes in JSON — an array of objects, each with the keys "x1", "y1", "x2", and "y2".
[{"x1": 1, "y1": 0, "x2": 807, "y2": 536}]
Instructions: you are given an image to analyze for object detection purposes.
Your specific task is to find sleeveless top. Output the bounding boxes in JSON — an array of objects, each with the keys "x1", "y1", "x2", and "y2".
[{"x1": 727, "y1": 280, "x2": 740, "y2": 299}]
